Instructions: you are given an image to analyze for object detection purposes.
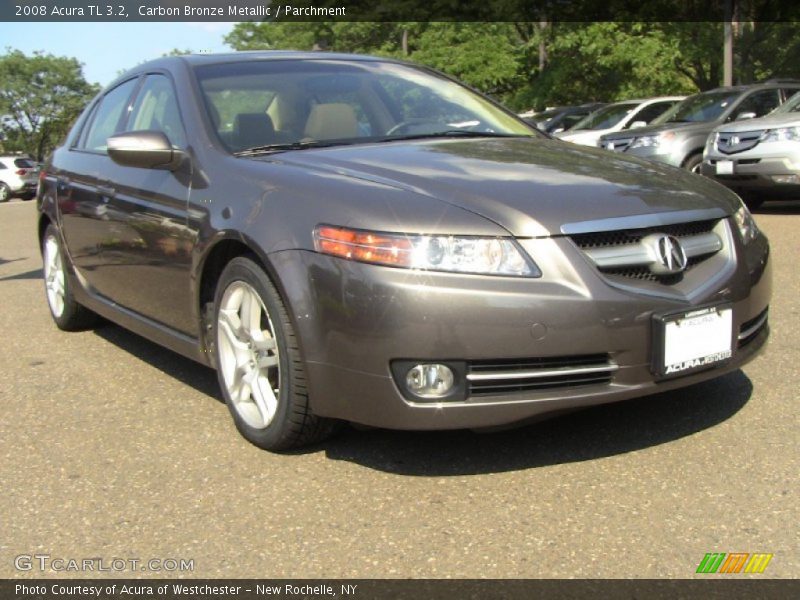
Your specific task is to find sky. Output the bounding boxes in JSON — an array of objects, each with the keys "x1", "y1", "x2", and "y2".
[{"x1": 0, "y1": 22, "x2": 236, "y2": 86}]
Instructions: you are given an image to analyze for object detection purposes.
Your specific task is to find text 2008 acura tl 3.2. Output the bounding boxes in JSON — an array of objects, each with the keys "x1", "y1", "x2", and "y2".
[{"x1": 37, "y1": 53, "x2": 771, "y2": 450}]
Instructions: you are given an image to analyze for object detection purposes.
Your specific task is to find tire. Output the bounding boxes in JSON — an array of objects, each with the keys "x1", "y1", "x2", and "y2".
[
  {"x1": 0, "y1": 182, "x2": 10, "y2": 202},
  {"x1": 42, "y1": 224, "x2": 99, "y2": 331},
  {"x1": 213, "y1": 256, "x2": 338, "y2": 451},
  {"x1": 683, "y1": 153, "x2": 703, "y2": 175}
]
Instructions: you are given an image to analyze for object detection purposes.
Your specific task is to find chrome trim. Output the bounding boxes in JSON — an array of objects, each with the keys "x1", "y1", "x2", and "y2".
[
  {"x1": 738, "y1": 311, "x2": 768, "y2": 341},
  {"x1": 560, "y1": 208, "x2": 728, "y2": 236},
  {"x1": 467, "y1": 363, "x2": 618, "y2": 382},
  {"x1": 583, "y1": 231, "x2": 722, "y2": 269}
]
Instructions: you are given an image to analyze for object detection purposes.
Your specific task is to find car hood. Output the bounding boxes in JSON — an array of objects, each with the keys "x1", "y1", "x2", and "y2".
[
  {"x1": 554, "y1": 129, "x2": 604, "y2": 146},
  {"x1": 713, "y1": 112, "x2": 800, "y2": 133},
  {"x1": 268, "y1": 137, "x2": 737, "y2": 237},
  {"x1": 601, "y1": 121, "x2": 714, "y2": 141}
]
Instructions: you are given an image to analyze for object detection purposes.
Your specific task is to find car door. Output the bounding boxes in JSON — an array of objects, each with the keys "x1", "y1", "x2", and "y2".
[
  {"x1": 57, "y1": 77, "x2": 140, "y2": 293},
  {"x1": 93, "y1": 72, "x2": 196, "y2": 335}
]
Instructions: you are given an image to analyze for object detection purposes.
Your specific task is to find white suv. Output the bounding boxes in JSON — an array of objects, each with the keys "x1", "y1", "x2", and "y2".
[{"x1": 0, "y1": 155, "x2": 39, "y2": 201}]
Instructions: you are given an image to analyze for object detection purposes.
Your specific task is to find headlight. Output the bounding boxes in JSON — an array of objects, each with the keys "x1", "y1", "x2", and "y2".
[
  {"x1": 733, "y1": 203, "x2": 759, "y2": 245},
  {"x1": 629, "y1": 131, "x2": 676, "y2": 152},
  {"x1": 313, "y1": 225, "x2": 540, "y2": 277},
  {"x1": 759, "y1": 126, "x2": 800, "y2": 143}
]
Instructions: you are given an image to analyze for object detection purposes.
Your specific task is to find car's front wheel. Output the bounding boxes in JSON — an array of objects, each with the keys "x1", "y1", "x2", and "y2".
[
  {"x1": 683, "y1": 153, "x2": 703, "y2": 175},
  {"x1": 213, "y1": 256, "x2": 338, "y2": 451},
  {"x1": 0, "y1": 183, "x2": 10, "y2": 202},
  {"x1": 42, "y1": 224, "x2": 99, "y2": 330}
]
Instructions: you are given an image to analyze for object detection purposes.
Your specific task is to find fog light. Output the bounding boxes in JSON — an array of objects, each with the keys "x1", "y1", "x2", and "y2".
[
  {"x1": 771, "y1": 174, "x2": 799, "y2": 184},
  {"x1": 405, "y1": 364, "x2": 454, "y2": 399}
]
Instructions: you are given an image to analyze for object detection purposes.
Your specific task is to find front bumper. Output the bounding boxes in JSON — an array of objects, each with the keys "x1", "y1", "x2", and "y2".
[
  {"x1": 269, "y1": 228, "x2": 771, "y2": 430},
  {"x1": 615, "y1": 145, "x2": 685, "y2": 168},
  {"x1": 701, "y1": 154, "x2": 800, "y2": 196}
]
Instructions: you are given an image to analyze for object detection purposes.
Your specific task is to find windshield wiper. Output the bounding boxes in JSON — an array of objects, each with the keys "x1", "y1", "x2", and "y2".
[
  {"x1": 234, "y1": 140, "x2": 352, "y2": 157},
  {"x1": 375, "y1": 131, "x2": 532, "y2": 143}
]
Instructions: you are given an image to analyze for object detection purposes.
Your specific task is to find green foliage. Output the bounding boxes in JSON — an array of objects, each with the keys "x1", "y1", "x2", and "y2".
[{"x1": 0, "y1": 49, "x2": 99, "y2": 160}]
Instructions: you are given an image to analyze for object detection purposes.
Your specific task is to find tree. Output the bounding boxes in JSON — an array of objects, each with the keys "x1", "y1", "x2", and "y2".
[
  {"x1": 0, "y1": 50, "x2": 98, "y2": 161},
  {"x1": 223, "y1": 21, "x2": 800, "y2": 113}
]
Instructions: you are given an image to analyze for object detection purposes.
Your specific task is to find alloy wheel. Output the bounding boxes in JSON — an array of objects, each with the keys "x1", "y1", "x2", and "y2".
[
  {"x1": 43, "y1": 234, "x2": 66, "y2": 318},
  {"x1": 216, "y1": 281, "x2": 281, "y2": 430}
]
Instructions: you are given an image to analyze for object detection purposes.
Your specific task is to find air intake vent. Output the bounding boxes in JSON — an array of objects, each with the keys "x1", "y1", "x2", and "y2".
[
  {"x1": 467, "y1": 354, "x2": 616, "y2": 396},
  {"x1": 738, "y1": 308, "x2": 768, "y2": 348}
]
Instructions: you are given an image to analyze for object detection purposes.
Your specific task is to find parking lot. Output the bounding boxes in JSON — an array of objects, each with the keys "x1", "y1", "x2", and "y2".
[{"x1": 0, "y1": 197, "x2": 797, "y2": 579}]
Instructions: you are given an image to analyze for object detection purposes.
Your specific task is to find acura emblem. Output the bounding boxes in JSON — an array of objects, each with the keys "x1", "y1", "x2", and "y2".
[
  {"x1": 644, "y1": 234, "x2": 688, "y2": 275},
  {"x1": 731, "y1": 135, "x2": 740, "y2": 145}
]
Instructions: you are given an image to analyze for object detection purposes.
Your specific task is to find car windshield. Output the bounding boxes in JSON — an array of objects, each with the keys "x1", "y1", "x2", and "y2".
[
  {"x1": 568, "y1": 103, "x2": 638, "y2": 131},
  {"x1": 774, "y1": 91, "x2": 800, "y2": 113},
  {"x1": 651, "y1": 91, "x2": 741, "y2": 124},
  {"x1": 194, "y1": 59, "x2": 537, "y2": 154}
]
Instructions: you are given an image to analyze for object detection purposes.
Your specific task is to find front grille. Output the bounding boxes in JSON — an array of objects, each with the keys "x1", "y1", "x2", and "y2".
[
  {"x1": 570, "y1": 219, "x2": 718, "y2": 249},
  {"x1": 600, "y1": 254, "x2": 708, "y2": 283},
  {"x1": 717, "y1": 130, "x2": 764, "y2": 154},
  {"x1": 569, "y1": 219, "x2": 723, "y2": 285},
  {"x1": 467, "y1": 354, "x2": 616, "y2": 396},
  {"x1": 738, "y1": 308, "x2": 768, "y2": 348}
]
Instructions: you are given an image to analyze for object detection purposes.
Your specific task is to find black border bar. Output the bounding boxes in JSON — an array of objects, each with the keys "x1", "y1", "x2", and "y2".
[
  {"x1": 3, "y1": 579, "x2": 800, "y2": 600},
  {"x1": 3, "y1": 0, "x2": 800, "y2": 22}
]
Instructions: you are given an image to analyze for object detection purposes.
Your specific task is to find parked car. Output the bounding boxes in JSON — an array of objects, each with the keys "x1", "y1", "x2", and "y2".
[
  {"x1": 0, "y1": 155, "x2": 39, "y2": 201},
  {"x1": 522, "y1": 103, "x2": 607, "y2": 135},
  {"x1": 701, "y1": 91, "x2": 800, "y2": 208},
  {"x1": 555, "y1": 97, "x2": 684, "y2": 146},
  {"x1": 600, "y1": 81, "x2": 800, "y2": 173},
  {"x1": 38, "y1": 52, "x2": 770, "y2": 451}
]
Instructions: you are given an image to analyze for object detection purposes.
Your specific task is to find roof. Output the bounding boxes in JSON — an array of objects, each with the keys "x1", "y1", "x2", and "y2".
[{"x1": 175, "y1": 50, "x2": 390, "y2": 67}]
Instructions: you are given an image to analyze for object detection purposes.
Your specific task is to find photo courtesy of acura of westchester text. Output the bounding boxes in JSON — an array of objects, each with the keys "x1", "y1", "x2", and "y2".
[{"x1": 0, "y1": 0, "x2": 797, "y2": 588}]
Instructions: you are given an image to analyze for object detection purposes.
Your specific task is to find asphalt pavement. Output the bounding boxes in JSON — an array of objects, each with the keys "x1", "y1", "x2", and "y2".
[{"x1": 1, "y1": 196, "x2": 797, "y2": 579}]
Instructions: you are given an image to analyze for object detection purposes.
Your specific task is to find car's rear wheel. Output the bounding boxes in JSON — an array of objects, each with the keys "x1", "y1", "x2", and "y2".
[
  {"x1": 42, "y1": 224, "x2": 99, "y2": 330},
  {"x1": 0, "y1": 183, "x2": 10, "y2": 202},
  {"x1": 213, "y1": 256, "x2": 338, "y2": 451}
]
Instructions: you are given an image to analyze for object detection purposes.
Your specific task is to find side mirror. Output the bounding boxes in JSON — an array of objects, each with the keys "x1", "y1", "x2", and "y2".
[
  {"x1": 629, "y1": 120, "x2": 647, "y2": 129},
  {"x1": 107, "y1": 131, "x2": 185, "y2": 171},
  {"x1": 735, "y1": 111, "x2": 757, "y2": 121}
]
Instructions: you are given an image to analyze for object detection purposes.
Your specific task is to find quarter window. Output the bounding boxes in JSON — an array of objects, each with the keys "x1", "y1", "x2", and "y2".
[{"x1": 81, "y1": 78, "x2": 138, "y2": 152}]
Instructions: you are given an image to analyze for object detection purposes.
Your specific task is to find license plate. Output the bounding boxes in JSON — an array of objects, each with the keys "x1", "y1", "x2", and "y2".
[
  {"x1": 653, "y1": 305, "x2": 734, "y2": 377},
  {"x1": 716, "y1": 160, "x2": 734, "y2": 175}
]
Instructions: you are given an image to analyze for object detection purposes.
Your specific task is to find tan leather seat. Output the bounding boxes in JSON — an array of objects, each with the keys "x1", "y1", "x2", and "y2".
[{"x1": 304, "y1": 103, "x2": 359, "y2": 140}]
